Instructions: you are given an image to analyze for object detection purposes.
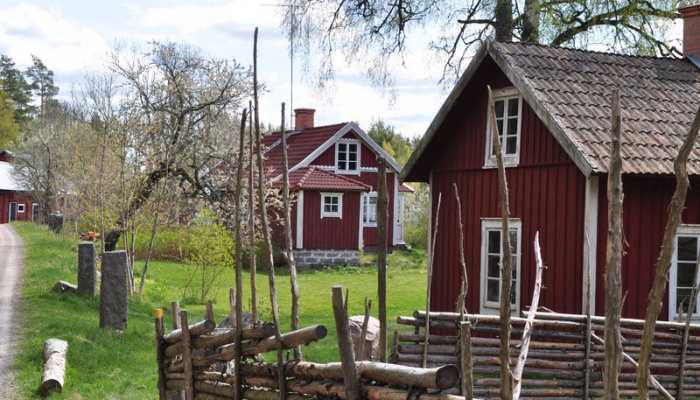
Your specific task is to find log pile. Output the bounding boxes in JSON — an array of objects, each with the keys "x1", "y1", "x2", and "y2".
[
  {"x1": 155, "y1": 303, "x2": 464, "y2": 400},
  {"x1": 392, "y1": 310, "x2": 700, "y2": 399}
]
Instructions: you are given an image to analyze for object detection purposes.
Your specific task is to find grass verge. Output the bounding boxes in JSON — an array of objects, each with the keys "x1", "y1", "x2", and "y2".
[{"x1": 10, "y1": 222, "x2": 427, "y2": 399}]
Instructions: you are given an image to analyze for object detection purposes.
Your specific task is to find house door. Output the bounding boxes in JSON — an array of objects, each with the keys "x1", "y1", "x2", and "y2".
[{"x1": 9, "y1": 202, "x2": 17, "y2": 222}]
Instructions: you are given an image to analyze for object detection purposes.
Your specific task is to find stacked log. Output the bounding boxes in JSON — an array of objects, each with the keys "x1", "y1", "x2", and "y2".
[
  {"x1": 155, "y1": 304, "x2": 464, "y2": 400},
  {"x1": 392, "y1": 310, "x2": 700, "y2": 399}
]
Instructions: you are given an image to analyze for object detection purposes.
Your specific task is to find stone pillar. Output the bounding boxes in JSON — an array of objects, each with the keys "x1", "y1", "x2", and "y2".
[
  {"x1": 77, "y1": 241, "x2": 97, "y2": 296},
  {"x1": 99, "y1": 250, "x2": 128, "y2": 330}
]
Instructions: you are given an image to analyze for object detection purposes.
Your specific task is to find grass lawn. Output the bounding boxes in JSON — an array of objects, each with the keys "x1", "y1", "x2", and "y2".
[{"x1": 10, "y1": 222, "x2": 427, "y2": 399}]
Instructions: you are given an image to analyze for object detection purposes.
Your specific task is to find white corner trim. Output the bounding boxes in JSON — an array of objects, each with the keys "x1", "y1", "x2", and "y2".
[
  {"x1": 296, "y1": 190, "x2": 304, "y2": 249},
  {"x1": 582, "y1": 176, "x2": 599, "y2": 316}
]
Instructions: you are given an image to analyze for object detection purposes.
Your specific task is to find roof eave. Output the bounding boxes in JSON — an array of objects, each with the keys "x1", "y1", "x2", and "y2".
[
  {"x1": 401, "y1": 42, "x2": 491, "y2": 183},
  {"x1": 486, "y1": 41, "x2": 597, "y2": 178}
]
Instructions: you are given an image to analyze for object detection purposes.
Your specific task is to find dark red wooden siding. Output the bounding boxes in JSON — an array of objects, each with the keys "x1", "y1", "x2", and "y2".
[
  {"x1": 302, "y1": 190, "x2": 361, "y2": 249},
  {"x1": 309, "y1": 132, "x2": 397, "y2": 248},
  {"x1": 594, "y1": 175, "x2": 700, "y2": 320},
  {"x1": 0, "y1": 191, "x2": 34, "y2": 224},
  {"x1": 424, "y1": 60, "x2": 587, "y2": 315}
]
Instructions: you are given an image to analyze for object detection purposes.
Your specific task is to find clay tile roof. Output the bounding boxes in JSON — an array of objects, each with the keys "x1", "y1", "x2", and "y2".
[
  {"x1": 263, "y1": 123, "x2": 348, "y2": 177},
  {"x1": 273, "y1": 167, "x2": 371, "y2": 191},
  {"x1": 493, "y1": 41, "x2": 700, "y2": 175},
  {"x1": 399, "y1": 183, "x2": 414, "y2": 193}
]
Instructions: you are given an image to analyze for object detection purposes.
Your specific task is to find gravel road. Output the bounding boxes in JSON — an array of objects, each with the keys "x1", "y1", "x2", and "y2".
[{"x1": 0, "y1": 224, "x2": 23, "y2": 398}]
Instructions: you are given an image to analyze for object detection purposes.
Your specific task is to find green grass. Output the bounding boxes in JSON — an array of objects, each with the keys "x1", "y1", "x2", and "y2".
[{"x1": 10, "y1": 222, "x2": 427, "y2": 399}]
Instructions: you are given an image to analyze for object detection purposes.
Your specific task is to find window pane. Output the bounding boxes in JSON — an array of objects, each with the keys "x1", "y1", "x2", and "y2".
[
  {"x1": 506, "y1": 136, "x2": 518, "y2": 154},
  {"x1": 495, "y1": 100, "x2": 504, "y2": 117},
  {"x1": 678, "y1": 237, "x2": 698, "y2": 261},
  {"x1": 507, "y1": 117, "x2": 518, "y2": 135},
  {"x1": 509, "y1": 231, "x2": 518, "y2": 251},
  {"x1": 678, "y1": 262, "x2": 697, "y2": 287},
  {"x1": 510, "y1": 284, "x2": 517, "y2": 304},
  {"x1": 508, "y1": 98, "x2": 519, "y2": 116},
  {"x1": 488, "y1": 230, "x2": 500, "y2": 253},
  {"x1": 487, "y1": 279, "x2": 499, "y2": 302},
  {"x1": 488, "y1": 255, "x2": 500, "y2": 277},
  {"x1": 338, "y1": 143, "x2": 347, "y2": 152},
  {"x1": 677, "y1": 288, "x2": 693, "y2": 313}
]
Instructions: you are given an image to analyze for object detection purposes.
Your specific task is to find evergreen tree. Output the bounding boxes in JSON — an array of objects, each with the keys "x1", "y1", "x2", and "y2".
[
  {"x1": 26, "y1": 55, "x2": 59, "y2": 118},
  {"x1": 0, "y1": 55, "x2": 35, "y2": 125},
  {"x1": 0, "y1": 85, "x2": 20, "y2": 149},
  {"x1": 367, "y1": 119, "x2": 412, "y2": 166}
]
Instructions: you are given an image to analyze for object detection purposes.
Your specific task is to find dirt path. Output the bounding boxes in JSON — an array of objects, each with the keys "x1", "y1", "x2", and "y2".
[{"x1": 0, "y1": 224, "x2": 23, "y2": 398}]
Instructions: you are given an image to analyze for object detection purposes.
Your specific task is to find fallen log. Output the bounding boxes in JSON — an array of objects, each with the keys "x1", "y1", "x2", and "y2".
[
  {"x1": 40, "y1": 338, "x2": 68, "y2": 395},
  {"x1": 52, "y1": 280, "x2": 77, "y2": 294}
]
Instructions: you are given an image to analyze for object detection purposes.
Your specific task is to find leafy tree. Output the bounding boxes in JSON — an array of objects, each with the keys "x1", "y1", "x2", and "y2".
[
  {"x1": 25, "y1": 55, "x2": 59, "y2": 118},
  {"x1": 101, "y1": 41, "x2": 253, "y2": 251},
  {"x1": 367, "y1": 119, "x2": 412, "y2": 166},
  {"x1": 0, "y1": 55, "x2": 35, "y2": 125},
  {"x1": 0, "y1": 87, "x2": 19, "y2": 149},
  {"x1": 281, "y1": 0, "x2": 683, "y2": 90}
]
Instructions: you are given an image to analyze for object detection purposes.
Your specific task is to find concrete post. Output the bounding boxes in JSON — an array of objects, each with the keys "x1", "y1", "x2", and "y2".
[
  {"x1": 99, "y1": 250, "x2": 128, "y2": 330},
  {"x1": 77, "y1": 241, "x2": 97, "y2": 296}
]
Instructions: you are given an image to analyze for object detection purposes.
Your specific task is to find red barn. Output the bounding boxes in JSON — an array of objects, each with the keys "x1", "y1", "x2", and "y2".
[
  {"x1": 0, "y1": 150, "x2": 35, "y2": 224},
  {"x1": 264, "y1": 109, "x2": 411, "y2": 267},
  {"x1": 402, "y1": 6, "x2": 700, "y2": 321}
]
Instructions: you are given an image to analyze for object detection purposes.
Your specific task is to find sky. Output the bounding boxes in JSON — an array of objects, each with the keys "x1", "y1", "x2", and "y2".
[{"x1": 0, "y1": 0, "x2": 449, "y2": 138}]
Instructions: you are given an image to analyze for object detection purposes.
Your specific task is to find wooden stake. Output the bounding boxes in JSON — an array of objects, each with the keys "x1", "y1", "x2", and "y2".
[
  {"x1": 172, "y1": 301, "x2": 181, "y2": 330},
  {"x1": 180, "y1": 311, "x2": 194, "y2": 400},
  {"x1": 281, "y1": 102, "x2": 301, "y2": 359},
  {"x1": 332, "y1": 286, "x2": 361, "y2": 400},
  {"x1": 154, "y1": 309, "x2": 167, "y2": 400},
  {"x1": 460, "y1": 321, "x2": 474, "y2": 399},
  {"x1": 248, "y1": 100, "x2": 258, "y2": 324},
  {"x1": 513, "y1": 232, "x2": 545, "y2": 399},
  {"x1": 377, "y1": 157, "x2": 389, "y2": 362},
  {"x1": 253, "y1": 27, "x2": 286, "y2": 400},
  {"x1": 583, "y1": 232, "x2": 593, "y2": 400},
  {"x1": 357, "y1": 297, "x2": 372, "y2": 361},
  {"x1": 638, "y1": 102, "x2": 700, "y2": 399},
  {"x1": 423, "y1": 192, "x2": 442, "y2": 368},
  {"x1": 453, "y1": 184, "x2": 469, "y2": 319},
  {"x1": 488, "y1": 85, "x2": 513, "y2": 400}
]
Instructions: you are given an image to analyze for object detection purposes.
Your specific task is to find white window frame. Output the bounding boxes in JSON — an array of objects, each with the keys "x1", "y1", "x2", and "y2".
[
  {"x1": 335, "y1": 139, "x2": 360, "y2": 174},
  {"x1": 480, "y1": 218, "x2": 522, "y2": 314},
  {"x1": 362, "y1": 192, "x2": 378, "y2": 226},
  {"x1": 321, "y1": 192, "x2": 343, "y2": 218},
  {"x1": 485, "y1": 87, "x2": 522, "y2": 168},
  {"x1": 17, "y1": 204, "x2": 25, "y2": 213},
  {"x1": 669, "y1": 224, "x2": 700, "y2": 322}
]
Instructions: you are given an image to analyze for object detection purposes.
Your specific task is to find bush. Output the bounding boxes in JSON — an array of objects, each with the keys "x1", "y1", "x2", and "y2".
[{"x1": 403, "y1": 183, "x2": 429, "y2": 249}]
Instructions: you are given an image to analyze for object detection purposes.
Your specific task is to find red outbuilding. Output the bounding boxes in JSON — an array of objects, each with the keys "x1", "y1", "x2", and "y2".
[
  {"x1": 263, "y1": 109, "x2": 411, "y2": 267},
  {"x1": 402, "y1": 6, "x2": 700, "y2": 321},
  {"x1": 0, "y1": 150, "x2": 35, "y2": 224}
]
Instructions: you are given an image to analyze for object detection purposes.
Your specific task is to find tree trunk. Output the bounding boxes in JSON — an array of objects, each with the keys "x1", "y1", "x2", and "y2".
[
  {"x1": 494, "y1": 0, "x2": 514, "y2": 41},
  {"x1": 377, "y1": 158, "x2": 389, "y2": 362},
  {"x1": 522, "y1": 0, "x2": 540, "y2": 43}
]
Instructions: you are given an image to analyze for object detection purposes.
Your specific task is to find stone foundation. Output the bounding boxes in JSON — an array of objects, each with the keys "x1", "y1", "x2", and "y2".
[{"x1": 293, "y1": 249, "x2": 360, "y2": 268}]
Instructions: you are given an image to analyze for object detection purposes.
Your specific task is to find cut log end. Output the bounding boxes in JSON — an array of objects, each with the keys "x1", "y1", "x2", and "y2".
[{"x1": 40, "y1": 339, "x2": 68, "y2": 396}]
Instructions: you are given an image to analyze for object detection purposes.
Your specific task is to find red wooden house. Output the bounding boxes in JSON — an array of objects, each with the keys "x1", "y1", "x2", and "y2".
[
  {"x1": 402, "y1": 6, "x2": 700, "y2": 321},
  {"x1": 0, "y1": 150, "x2": 35, "y2": 224},
  {"x1": 263, "y1": 108, "x2": 411, "y2": 267}
]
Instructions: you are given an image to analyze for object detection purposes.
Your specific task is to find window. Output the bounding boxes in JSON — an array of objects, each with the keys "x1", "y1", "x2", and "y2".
[
  {"x1": 485, "y1": 87, "x2": 522, "y2": 167},
  {"x1": 670, "y1": 225, "x2": 700, "y2": 321},
  {"x1": 321, "y1": 193, "x2": 343, "y2": 218},
  {"x1": 480, "y1": 219, "x2": 522, "y2": 313},
  {"x1": 336, "y1": 140, "x2": 359, "y2": 174},
  {"x1": 363, "y1": 193, "x2": 378, "y2": 226},
  {"x1": 17, "y1": 204, "x2": 25, "y2": 213}
]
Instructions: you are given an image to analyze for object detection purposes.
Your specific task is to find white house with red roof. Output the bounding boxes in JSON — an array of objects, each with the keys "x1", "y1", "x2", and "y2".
[{"x1": 264, "y1": 108, "x2": 411, "y2": 267}]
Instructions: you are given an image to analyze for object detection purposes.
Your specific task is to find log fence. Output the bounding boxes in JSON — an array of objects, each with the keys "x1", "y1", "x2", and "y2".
[
  {"x1": 154, "y1": 302, "x2": 463, "y2": 399},
  {"x1": 391, "y1": 310, "x2": 700, "y2": 399}
]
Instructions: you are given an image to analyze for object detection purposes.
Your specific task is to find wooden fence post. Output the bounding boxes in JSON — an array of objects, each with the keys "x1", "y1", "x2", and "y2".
[
  {"x1": 180, "y1": 311, "x2": 194, "y2": 400},
  {"x1": 154, "y1": 308, "x2": 167, "y2": 400},
  {"x1": 332, "y1": 286, "x2": 361, "y2": 400},
  {"x1": 460, "y1": 321, "x2": 474, "y2": 399}
]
